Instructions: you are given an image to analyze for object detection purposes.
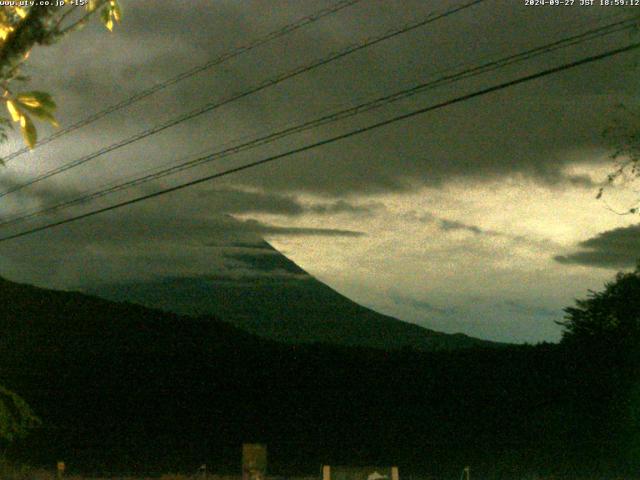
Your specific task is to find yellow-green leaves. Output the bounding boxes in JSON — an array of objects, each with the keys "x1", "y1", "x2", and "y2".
[
  {"x1": 5, "y1": 91, "x2": 58, "y2": 149},
  {"x1": 0, "y1": 6, "x2": 32, "y2": 42},
  {"x1": 6, "y1": 100, "x2": 20, "y2": 122},
  {"x1": 111, "y1": 0, "x2": 122, "y2": 22},
  {"x1": 0, "y1": 24, "x2": 14, "y2": 41},
  {"x1": 87, "y1": 0, "x2": 122, "y2": 31},
  {"x1": 16, "y1": 91, "x2": 57, "y2": 116},
  {"x1": 16, "y1": 91, "x2": 58, "y2": 126},
  {"x1": 0, "y1": 2, "x2": 122, "y2": 153},
  {"x1": 20, "y1": 114, "x2": 36, "y2": 149},
  {"x1": 101, "y1": 0, "x2": 122, "y2": 32},
  {"x1": 87, "y1": 0, "x2": 101, "y2": 12}
]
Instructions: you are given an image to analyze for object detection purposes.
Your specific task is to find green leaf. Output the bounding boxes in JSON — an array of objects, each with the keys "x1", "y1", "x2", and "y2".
[
  {"x1": 111, "y1": 0, "x2": 122, "y2": 22},
  {"x1": 0, "y1": 115, "x2": 15, "y2": 130},
  {"x1": 87, "y1": 0, "x2": 101, "y2": 12},
  {"x1": 100, "y1": 1, "x2": 121, "y2": 32},
  {"x1": 18, "y1": 105, "x2": 58, "y2": 127},
  {"x1": 101, "y1": 6, "x2": 113, "y2": 31},
  {"x1": 16, "y1": 91, "x2": 56, "y2": 112},
  {"x1": 6, "y1": 100, "x2": 21, "y2": 122},
  {"x1": 20, "y1": 114, "x2": 37, "y2": 149},
  {"x1": 0, "y1": 385, "x2": 40, "y2": 443}
]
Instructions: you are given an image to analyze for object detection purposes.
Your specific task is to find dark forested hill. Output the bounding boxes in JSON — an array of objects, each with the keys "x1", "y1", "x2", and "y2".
[
  {"x1": 87, "y1": 241, "x2": 497, "y2": 351},
  {"x1": 0, "y1": 276, "x2": 633, "y2": 478}
]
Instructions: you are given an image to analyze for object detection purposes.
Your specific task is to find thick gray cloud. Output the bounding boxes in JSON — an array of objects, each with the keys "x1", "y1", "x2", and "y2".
[
  {"x1": 439, "y1": 218, "x2": 485, "y2": 235},
  {"x1": 0, "y1": 179, "x2": 377, "y2": 228},
  {"x1": 197, "y1": 188, "x2": 380, "y2": 216},
  {"x1": 10, "y1": 0, "x2": 635, "y2": 199},
  {"x1": 555, "y1": 224, "x2": 640, "y2": 269},
  {"x1": 401, "y1": 210, "x2": 547, "y2": 246},
  {"x1": 0, "y1": 191, "x2": 364, "y2": 290},
  {"x1": 0, "y1": 0, "x2": 634, "y2": 343},
  {"x1": 390, "y1": 293, "x2": 458, "y2": 316},
  {"x1": 233, "y1": 217, "x2": 365, "y2": 237},
  {"x1": 402, "y1": 211, "x2": 493, "y2": 234},
  {"x1": 503, "y1": 300, "x2": 559, "y2": 319}
]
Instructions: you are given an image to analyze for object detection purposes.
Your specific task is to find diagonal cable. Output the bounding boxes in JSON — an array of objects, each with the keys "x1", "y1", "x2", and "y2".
[
  {"x1": 0, "y1": 0, "x2": 487, "y2": 198},
  {"x1": 1, "y1": 41, "x2": 637, "y2": 242},
  {"x1": 0, "y1": 16, "x2": 634, "y2": 229},
  {"x1": 0, "y1": 0, "x2": 365, "y2": 164}
]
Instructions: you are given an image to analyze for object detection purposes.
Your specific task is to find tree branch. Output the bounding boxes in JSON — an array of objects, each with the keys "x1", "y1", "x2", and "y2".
[
  {"x1": 56, "y1": 1, "x2": 109, "y2": 36},
  {"x1": 0, "y1": 6, "x2": 58, "y2": 80}
]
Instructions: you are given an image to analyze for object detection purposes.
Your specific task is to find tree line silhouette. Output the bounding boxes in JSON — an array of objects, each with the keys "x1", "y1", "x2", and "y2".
[{"x1": 0, "y1": 266, "x2": 637, "y2": 479}]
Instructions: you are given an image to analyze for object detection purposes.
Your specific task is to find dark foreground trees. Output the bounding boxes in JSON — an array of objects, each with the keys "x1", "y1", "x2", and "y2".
[
  {"x1": 0, "y1": 2, "x2": 121, "y2": 456},
  {"x1": 0, "y1": 385, "x2": 39, "y2": 450},
  {"x1": 557, "y1": 265, "x2": 640, "y2": 472},
  {"x1": 558, "y1": 264, "x2": 640, "y2": 349}
]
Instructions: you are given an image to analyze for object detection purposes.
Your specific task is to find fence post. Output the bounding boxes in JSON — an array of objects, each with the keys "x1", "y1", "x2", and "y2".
[
  {"x1": 322, "y1": 465, "x2": 331, "y2": 480},
  {"x1": 56, "y1": 461, "x2": 65, "y2": 479},
  {"x1": 391, "y1": 466, "x2": 399, "y2": 480},
  {"x1": 242, "y1": 443, "x2": 267, "y2": 480}
]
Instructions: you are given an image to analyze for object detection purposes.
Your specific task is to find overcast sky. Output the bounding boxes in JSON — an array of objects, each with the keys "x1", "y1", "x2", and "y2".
[{"x1": 0, "y1": 0, "x2": 639, "y2": 343}]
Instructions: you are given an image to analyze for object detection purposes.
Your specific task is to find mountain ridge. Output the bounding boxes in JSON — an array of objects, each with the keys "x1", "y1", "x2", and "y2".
[
  {"x1": 86, "y1": 241, "x2": 500, "y2": 351},
  {"x1": 0, "y1": 273, "x2": 624, "y2": 477}
]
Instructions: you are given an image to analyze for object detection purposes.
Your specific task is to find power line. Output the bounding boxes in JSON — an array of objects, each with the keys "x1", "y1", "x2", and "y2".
[
  {"x1": 0, "y1": 16, "x2": 634, "y2": 229},
  {"x1": 0, "y1": 0, "x2": 487, "y2": 199},
  {"x1": 1, "y1": 41, "x2": 637, "y2": 243},
  {"x1": 0, "y1": 0, "x2": 364, "y2": 164}
]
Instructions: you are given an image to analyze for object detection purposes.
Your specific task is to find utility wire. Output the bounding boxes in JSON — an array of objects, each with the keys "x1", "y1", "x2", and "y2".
[
  {"x1": 0, "y1": 41, "x2": 637, "y2": 243},
  {"x1": 0, "y1": 0, "x2": 487, "y2": 199},
  {"x1": 0, "y1": 0, "x2": 364, "y2": 164},
  {"x1": 0, "y1": 16, "x2": 633, "y2": 229}
]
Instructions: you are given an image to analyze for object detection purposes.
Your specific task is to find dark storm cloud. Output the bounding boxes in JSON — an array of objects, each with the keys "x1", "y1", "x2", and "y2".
[
  {"x1": 439, "y1": 218, "x2": 484, "y2": 235},
  {"x1": 0, "y1": 176, "x2": 83, "y2": 208},
  {"x1": 199, "y1": 188, "x2": 306, "y2": 215},
  {"x1": 0, "y1": 0, "x2": 618, "y2": 345},
  {"x1": 403, "y1": 211, "x2": 508, "y2": 238},
  {"x1": 0, "y1": 190, "x2": 364, "y2": 289},
  {"x1": 391, "y1": 293, "x2": 458, "y2": 316},
  {"x1": 404, "y1": 211, "x2": 485, "y2": 232},
  {"x1": 235, "y1": 217, "x2": 365, "y2": 237},
  {"x1": 402, "y1": 210, "x2": 562, "y2": 248},
  {"x1": 0, "y1": 205, "x2": 364, "y2": 246},
  {"x1": 0, "y1": 178, "x2": 376, "y2": 232},
  {"x1": 554, "y1": 224, "x2": 640, "y2": 269},
  {"x1": 503, "y1": 300, "x2": 559, "y2": 318},
  {"x1": 197, "y1": 188, "x2": 380, "y2": 216},
  {"x1": 306, "y1": 199, "x2": 383, "y2": 215},
  {"x1": 20, "y1": 0, "x2": 637, "y2": 201},
  {"x1": 223, "y1": 241, "x2": 308, "y2": 276},
  {"x1": 225, "y1": 254, "x2": 304, "y2": 275}
]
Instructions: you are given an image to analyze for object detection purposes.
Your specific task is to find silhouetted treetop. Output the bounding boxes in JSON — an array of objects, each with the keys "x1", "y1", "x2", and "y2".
[{"x1": 558, "y1": 264, "x2": 640, "y2": 348}]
